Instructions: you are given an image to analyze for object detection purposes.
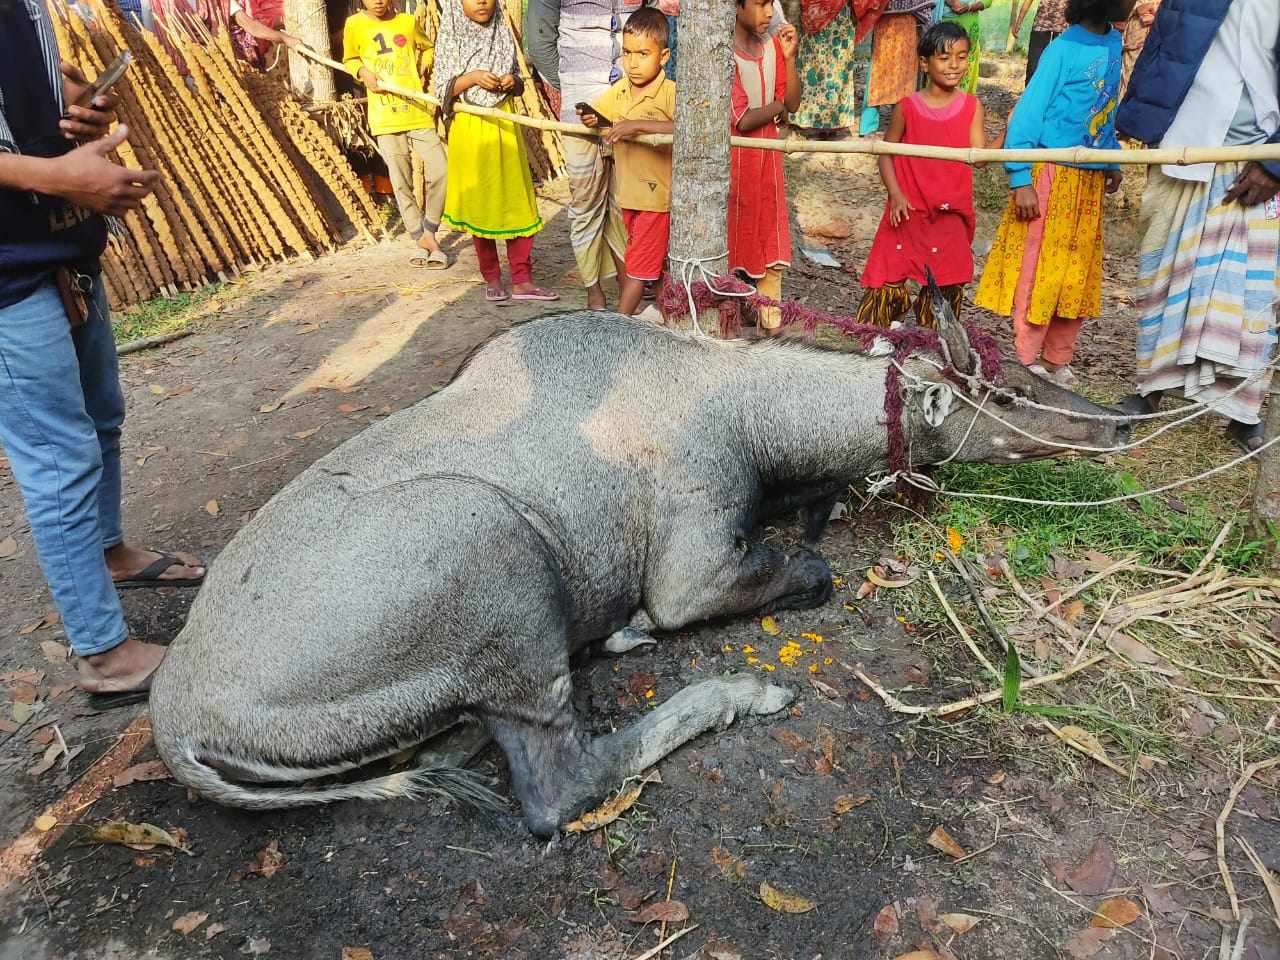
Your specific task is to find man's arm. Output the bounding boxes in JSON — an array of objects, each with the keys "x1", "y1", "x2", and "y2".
[
  {"x1": 0, "y1": 126, "x2": 159, "y2": 216},
  {"x1": 232, "y1": 9, "x2": 300, "y2": 48},
  {"x1": 523, "y1": 0, "x2": 561, "y2": 90}
]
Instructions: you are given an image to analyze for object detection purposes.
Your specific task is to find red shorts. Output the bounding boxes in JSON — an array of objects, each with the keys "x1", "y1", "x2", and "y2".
[{"x1": 622, "y1": 209, "x2": 670, "y2": 282}]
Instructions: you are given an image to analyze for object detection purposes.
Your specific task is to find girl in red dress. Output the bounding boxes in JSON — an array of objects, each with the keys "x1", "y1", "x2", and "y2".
[
  {"x1": 856, "y1": 20, "x2": 986, "y2": 328},
  {"x1": 729, "y1": 0, "x2": 801, "y2": 333}
]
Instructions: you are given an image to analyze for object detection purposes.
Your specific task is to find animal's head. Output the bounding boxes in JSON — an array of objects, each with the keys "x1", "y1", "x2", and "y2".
[{"x1": 904, "y1": 282, "x2": 1129, "y2": 465}]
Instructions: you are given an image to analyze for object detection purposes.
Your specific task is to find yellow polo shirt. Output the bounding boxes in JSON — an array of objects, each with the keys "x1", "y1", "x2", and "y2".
[
  {"x1": 342, "y1": 11, "x2": 435, "y2": 136},
  {"x1": 591, "y1": 74, "x2": 676, "y2": 213}
]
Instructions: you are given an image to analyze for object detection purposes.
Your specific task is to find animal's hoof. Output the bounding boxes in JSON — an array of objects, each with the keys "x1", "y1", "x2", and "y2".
[{"x1": 603, "y1": 627, "x2": 657, "y2": 655}]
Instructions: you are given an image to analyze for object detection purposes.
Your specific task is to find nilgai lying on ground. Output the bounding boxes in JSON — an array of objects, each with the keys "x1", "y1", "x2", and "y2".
[{"x1": 151, "y1": 310, "x2": 1126, "y2": 836}]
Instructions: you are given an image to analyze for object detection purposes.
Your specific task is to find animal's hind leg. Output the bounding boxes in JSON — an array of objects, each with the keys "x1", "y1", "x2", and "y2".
[{"x1": 485, "y1": 673, "x2": 793, "y2": 837}]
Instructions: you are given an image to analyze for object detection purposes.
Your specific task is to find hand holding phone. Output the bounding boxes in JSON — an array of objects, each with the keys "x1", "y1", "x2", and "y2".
[
  {"x1": 69, "y1": 51, "x2": 133, "y2": 110},
  {"x1": 59, "y1": 54, "x2": 131, "y2": 142},
  {"x1": 575, "y1": 102, "x2": 612, "y2": 128}
]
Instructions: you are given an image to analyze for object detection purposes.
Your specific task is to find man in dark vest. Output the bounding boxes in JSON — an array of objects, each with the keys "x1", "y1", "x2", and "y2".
[
  {"x1": 1, "y1": 0, "x2": 205, "y2": 701},
  {"x1": 1116, "y1": 0, "x2": 1280, "y2": 451}
]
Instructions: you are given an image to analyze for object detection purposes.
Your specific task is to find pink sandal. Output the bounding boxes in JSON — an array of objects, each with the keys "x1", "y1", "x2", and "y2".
[
  {"x1": 485, "y1": 285, "x2": 509, "y2": 303},
  {"x1": 511, "y1": 286, "x2": 560, "y2": 302}
]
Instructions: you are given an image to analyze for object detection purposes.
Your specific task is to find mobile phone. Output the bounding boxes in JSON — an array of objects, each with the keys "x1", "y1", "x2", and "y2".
[
  {"x1": 68, "y1": 51, "x2": 133, "y2": 110},
  {"x1": 574, "y1": 102, "x2": 612, "y2": 128}
]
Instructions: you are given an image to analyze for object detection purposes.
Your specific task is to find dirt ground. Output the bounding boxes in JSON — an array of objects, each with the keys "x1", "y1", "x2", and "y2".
[{"x1": 2, "y1": 61, "x2": 1279, "y2": 960}]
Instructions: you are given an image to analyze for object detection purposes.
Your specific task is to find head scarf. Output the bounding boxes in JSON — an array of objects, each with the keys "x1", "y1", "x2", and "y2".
[{"x1": 433, "y1": 0, "x2": 518, "y2": 109}]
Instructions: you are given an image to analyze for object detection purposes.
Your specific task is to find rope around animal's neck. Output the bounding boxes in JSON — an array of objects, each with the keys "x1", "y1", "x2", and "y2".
[{"x1": 868, "y1": 426, "x2": 1280, "y2": 508}]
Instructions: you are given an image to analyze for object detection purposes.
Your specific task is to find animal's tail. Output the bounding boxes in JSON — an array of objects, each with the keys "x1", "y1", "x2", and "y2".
[{"x1": 161, "y1": 743, "x2": 506, "y2": 813}]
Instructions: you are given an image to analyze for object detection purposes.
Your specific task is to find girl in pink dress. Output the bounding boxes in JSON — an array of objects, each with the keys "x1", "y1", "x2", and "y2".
[
  {"x1": 856, "y1": 20, "x2": 986, "y2": 328},
  {"x1": 729, "y1": 0, "x2": 801, "y2": 333}
]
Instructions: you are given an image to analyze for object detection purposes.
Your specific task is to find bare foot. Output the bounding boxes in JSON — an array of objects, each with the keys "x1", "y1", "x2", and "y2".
[
  {"x1": 107, "y1": 544, "x2": 205, "y2": 585},
  {"x1": 76, "y1": 637, "x2": 166, "y2": 694},
  {"x1": 586, "y1": 282, "x2": 607, "y2": 310}
]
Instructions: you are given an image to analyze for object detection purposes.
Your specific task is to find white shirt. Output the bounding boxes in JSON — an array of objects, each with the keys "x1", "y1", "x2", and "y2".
[{"x1": 1159, "y1": 0, "x2": 1280, "y2": 182}]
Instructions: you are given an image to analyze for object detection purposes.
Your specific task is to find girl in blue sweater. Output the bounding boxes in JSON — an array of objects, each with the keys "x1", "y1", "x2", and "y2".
[{"x1": 975, "y1": 0, "x2": 1132, "y2": 386}]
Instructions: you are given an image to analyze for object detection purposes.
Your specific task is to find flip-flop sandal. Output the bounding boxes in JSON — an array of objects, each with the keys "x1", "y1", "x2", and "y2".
[
  {"x1": 410, "y1": 250, "x2": 449, "y2": 270},
  {"x1": 114, "y1": 553, "x2": 206, "y2": 590},
  {"x1": 87, "y1": 689, "x2": 151, "y2": 712},
  {"x1": 485, "y1": 286, "x2": 510, "y2": 303},
  {"x1": 511, "y1": 287, "x2": 560, "y2": 302}
]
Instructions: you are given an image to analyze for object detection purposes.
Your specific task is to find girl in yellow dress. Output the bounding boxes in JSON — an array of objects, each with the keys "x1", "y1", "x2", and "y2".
[{"x1": 434, "y1": 0, "x2": 559, "y2": 302}]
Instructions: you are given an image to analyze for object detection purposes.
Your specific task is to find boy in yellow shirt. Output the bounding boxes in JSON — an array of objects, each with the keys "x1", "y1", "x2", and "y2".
[
  {"x1": 576, "y1": 8, "x2": 675, "y2": 316},
  {"x1": 343, "y1": 0, "x2": 448, "y2": 266}
]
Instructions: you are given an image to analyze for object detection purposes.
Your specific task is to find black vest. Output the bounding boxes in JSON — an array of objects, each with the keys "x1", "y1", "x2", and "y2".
[{"x1": 0, "y1": 2, "x2": 108, "y2": 308}]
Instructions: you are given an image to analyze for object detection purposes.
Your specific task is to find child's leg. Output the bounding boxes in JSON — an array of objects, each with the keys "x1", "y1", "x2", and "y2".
[
  {"x1": 377, "y1": 133, "x2": 427, "y2": 243},
  {"x1": 408, "y1": 129, "x2": 448, "y2": 251},
  {"x1": 853, "y1": 283, "x2": 912, "y2": 329},
  {"x1": 473, "y1": 237, "x2": 503, "y2": 287},
  {"x1": 757, "y1": 268, "x2": 784, "y2": 330},
  {"x1": 618, "y1": 210, "x2": 668, "y2": 317},
  {"x1": 505, "y1": 235, "x2": 534, "y2": 289},
  {"x1": 1012, "y1": 314, "x2": 1051, "y2": 367},
  {"x1": 1040, "y1": 315, "x2": 1084, "y2": 368}
]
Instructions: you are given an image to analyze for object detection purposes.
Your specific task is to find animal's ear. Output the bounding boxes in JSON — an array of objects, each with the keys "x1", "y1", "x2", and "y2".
[{"x1": 926, "y1": 268, "x2": 973, "y2": 375}]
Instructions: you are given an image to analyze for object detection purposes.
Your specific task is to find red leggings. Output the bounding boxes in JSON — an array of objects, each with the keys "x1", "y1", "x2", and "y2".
[{"x1": 474, "y1": 235, "x2": 533, "y2": 286}]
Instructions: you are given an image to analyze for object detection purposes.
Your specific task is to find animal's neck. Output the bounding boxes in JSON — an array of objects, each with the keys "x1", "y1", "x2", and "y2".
[{"x1": 733, "y1": 344, "x2": 898, "y2": 485}]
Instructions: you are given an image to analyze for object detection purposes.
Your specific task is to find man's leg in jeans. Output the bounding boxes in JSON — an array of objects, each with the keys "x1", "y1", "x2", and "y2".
[
  {"x1": 378, "y1": 132, "x2": 428, "y2": 245},
  {"x1": 409, "y1": 128, "x2": 448, "y2": 257},
  {"x1": 0, "y1": 282, "x2": 163, "y2": 691},
  {"x1": 76, "y1": 278, "x2": 202, "y2": 587}
]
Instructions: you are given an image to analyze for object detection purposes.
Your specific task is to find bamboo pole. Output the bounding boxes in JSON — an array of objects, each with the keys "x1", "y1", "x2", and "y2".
[{"x1": 291, "y1": 43, "x2": 1280, "y2": 167}]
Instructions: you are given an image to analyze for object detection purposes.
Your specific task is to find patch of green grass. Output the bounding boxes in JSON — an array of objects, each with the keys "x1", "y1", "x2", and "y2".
[
  {"x1": 112, "y1": 283, "x2": 225, "y2": 346},
  {"x1": 912, "y1": 459, "x2": 1265, "y2": 577}
]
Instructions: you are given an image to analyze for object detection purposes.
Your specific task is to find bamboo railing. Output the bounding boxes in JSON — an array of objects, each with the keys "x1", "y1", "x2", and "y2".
[{"x1": 293, "y1": 44, "x2": 1280, "y2": 168}]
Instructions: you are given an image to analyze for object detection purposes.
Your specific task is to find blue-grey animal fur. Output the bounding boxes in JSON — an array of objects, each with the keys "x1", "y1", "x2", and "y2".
[{"x1": 150, "y1": 310, "x2": 1125, "y2": 836}]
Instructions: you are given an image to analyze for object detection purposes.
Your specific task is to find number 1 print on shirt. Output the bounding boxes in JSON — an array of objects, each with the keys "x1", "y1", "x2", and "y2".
[{"x1": 372, "y1": 32, "x2": 392, "y2": 55}]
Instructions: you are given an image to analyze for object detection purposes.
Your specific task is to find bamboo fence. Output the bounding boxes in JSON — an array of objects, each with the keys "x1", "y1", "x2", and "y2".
[
  {"x1": 52, "y1": 1, "x2": 382, "y2": 309},
  {"x1": 295, "y1": 42, "x2": 1280, "y2": 168}
]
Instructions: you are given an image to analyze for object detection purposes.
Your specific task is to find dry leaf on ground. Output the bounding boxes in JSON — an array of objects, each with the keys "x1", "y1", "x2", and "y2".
[
  {"x1": 1063, "y1": 927, "x2": 1115, "y2": 959},
  {"x1": 341, "y1": 949, "x2": 374, "y2": 960},
  {"x1": 1066, "y1": 839, "x2": 1115, "y2": 896},
  {"x1": 1142, "y1": 883, "x2": 1180, "y2": 916},
  {"x1": 710, "y1": 846, "x2": 745, "y2": 881},
  {"x1": 205, "y1": 922, "x2": 227, "y2": 940},
  {"x1": 29, "y1": 741, "x2": 66, "y2": 778},
  {"x1": 564, "y1": 770, "x2": 661, "y2": 833},
  {"x1": 1057, "y1": 726, "x2": 1112, "y2": 764},
  {"x1": 872, "y1": 903, "x2": 898, "y2": 942},
  {"x1": 940, "y1": 913, "x2": 981, "y2": 935},
  {"x1": 0, "y1": 536, "x2": 17, "y2": 559},
  {"x1": 773, "y1": 729, "x2": 807, "y2": 752},
  {"x1": 832, "y1": 793, "x2": 871, "y2": 815},
  {"x1": 247, "y1": 839, "x2": 286, "y2": 878},
  {"x1": 760, "y1": 616, "x2": 781, "y2": 636},
  {"x1": 337, "y1": 402, "x2": 370, "y2": 414},
  {"x1": 205, "y1": 500, "x2": 220, "y2": 516},
  {"x1": 172, "y1": 911, "x2": 208, "y2": 935},
  {"x1": 759, "y1": 881, "x2": 816, "y2": 914},
  {"x1": 39, "y1": 640, "x2": 67, "y2": 663},
  {"x1": 291, "y1": 427, "x2": 321, "y2": 440},
  {"x1": 112, "y1": 760, "x2": 172, "y2": 789},
  {"x1": 892, "y1": 952, "x2": 942, "y2": 960},
  {"x1": 628, "y1": 900, "x2": 689, "y2": 924},
  {"x1": 33, "y1": 814, "x2": 56, "y2": 832},
  {"x1": 1090, "y1": 897, "x2": 1141, "y2": 928},
  {"x1": 86, "y1": 820, "x2": 192, "y2": 855},
  {"x1": 926, "y1": 825, "x2": 967, "y2": 859}
]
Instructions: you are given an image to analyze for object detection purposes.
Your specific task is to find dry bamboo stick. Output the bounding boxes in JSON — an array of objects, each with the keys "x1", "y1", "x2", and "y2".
[
  {"x1": 1041, "y1": 557, "x2": 1137, "y2": 615},
  {"x1": 1217, "y1": 758, "x2": 1280, "y2": 920},
  {"x1": 291, "y1": 43, "x2": 1280, "y2": 166},
  {"x1": 851, "y1": 654, "x2": 1109, "y2": 718}
]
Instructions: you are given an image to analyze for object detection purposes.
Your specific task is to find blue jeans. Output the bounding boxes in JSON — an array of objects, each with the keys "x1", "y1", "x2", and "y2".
[{"x1": 0, "y1": 276, "x2": 127, "y2": 657}]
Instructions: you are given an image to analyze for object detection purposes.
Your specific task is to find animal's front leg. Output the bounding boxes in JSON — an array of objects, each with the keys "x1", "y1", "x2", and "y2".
[
  {"x1": 647, "y1": 532, "x2": 835, "y2": 630},
  {"x1": 487, "y1": 674, "x2": 793, "y2": 837}
]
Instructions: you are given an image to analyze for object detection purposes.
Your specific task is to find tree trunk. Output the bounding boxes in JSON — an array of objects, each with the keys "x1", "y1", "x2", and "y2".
[
  {"x1": 1250, "y1": 388, "x2": 1280, "y2": 569},
  {"x1": 285, "y1": 0, "x2": 334, "y2": 102},
  {"x1": 666, "y1": 0, "x2": 735, "y2": 333}
]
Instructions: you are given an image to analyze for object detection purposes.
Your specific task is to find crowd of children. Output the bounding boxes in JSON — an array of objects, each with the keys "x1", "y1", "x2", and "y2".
[{"x1": 344, "y1": 0, "x2": 1135, "y2": 377}]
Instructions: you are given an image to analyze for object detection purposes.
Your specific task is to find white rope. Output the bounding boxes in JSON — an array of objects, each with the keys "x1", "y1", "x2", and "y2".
[
  {"x1": 893, "y1": 360, "x2": 1254, "y2": 456},
  {"x1": 667, "y1": 251, "x2": 739, "y2": 338},
  {"x1": 870, "y1": 427, "x2": 1280, "y2": 507}
]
